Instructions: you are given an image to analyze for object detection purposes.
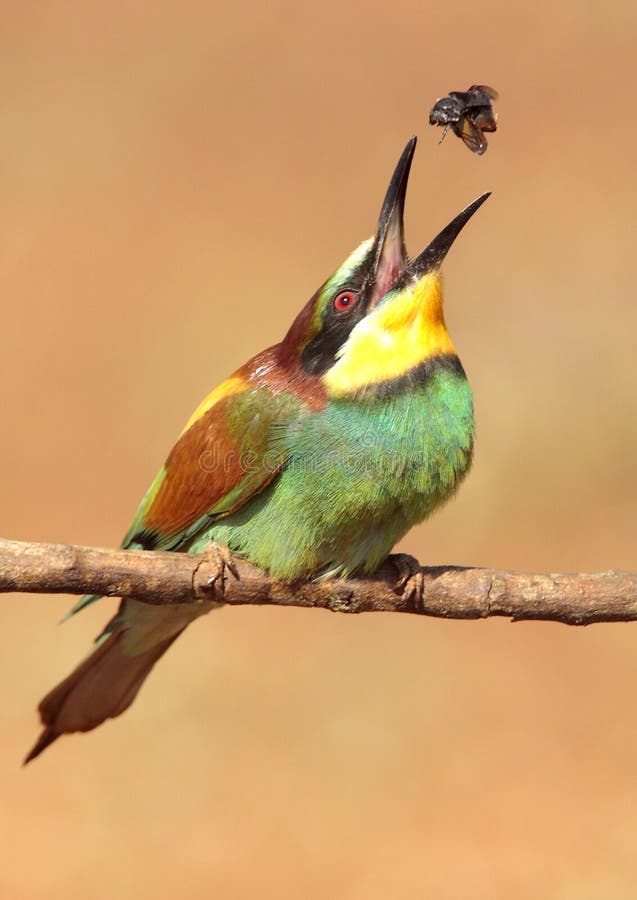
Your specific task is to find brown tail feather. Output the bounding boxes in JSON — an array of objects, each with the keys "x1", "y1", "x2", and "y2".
[{"x1": 24, "y1": 624, "x2": 184, "y2": 764}]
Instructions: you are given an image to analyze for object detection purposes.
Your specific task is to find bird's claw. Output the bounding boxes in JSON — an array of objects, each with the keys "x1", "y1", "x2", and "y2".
[
  {"x1": 203, "y1": 541, "x2": 239, "y2": 600},
  {"x1": 390, "y1": 553, "x2": 425, "y2": 610}
]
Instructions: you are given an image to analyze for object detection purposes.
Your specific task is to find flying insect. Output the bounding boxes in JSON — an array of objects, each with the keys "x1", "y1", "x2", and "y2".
[{"x1": 429, "y1": 85, "x2": 498, "y2": 155}]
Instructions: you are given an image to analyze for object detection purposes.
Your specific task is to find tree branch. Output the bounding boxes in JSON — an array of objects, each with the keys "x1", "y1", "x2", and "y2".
[{"x1": 1, "y1": 537, "x2": 636, "y2": 626}]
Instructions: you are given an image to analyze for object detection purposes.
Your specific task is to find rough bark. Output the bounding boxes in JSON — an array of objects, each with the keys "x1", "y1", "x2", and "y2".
[{"x1": 1, "y1": 538, "x2": 635, "y2": 625}]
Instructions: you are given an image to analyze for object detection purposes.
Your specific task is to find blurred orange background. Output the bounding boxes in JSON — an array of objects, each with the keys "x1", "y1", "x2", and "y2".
[{"x1": 1, "y1": 1, "x2": 636, "y2": 897}]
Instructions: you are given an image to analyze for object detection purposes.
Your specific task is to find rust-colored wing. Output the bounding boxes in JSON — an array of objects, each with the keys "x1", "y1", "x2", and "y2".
[{"x1": 122, "y1": 369, "x2": 309, "y2": 552}]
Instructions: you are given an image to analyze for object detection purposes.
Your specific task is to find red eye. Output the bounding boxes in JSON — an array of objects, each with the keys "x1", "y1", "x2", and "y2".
[{"x1": 333, "y1": 290, "x2": 358, "y2": 312}]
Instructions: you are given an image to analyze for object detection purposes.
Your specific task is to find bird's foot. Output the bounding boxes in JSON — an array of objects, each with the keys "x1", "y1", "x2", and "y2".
[
  {"x1": 390, "y1": 553, "x2": 425, "y2": 610},
  {"x1": 202, "y1": 541, "x2": 240, "y2": 601}
]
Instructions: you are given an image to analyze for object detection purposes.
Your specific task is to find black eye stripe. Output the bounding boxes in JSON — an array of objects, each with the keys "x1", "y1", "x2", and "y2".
[
  {"x1": 299, "y1": 254, "x2": 374, "y2": 376},
  {"x1": 301, "y1": 287, "x2": 369, "y2": 375}
]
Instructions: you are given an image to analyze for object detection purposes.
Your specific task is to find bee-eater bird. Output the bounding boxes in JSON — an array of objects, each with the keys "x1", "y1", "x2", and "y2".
[{"x1": 26, "y1": 137, "x2": 489, "y2": 762}]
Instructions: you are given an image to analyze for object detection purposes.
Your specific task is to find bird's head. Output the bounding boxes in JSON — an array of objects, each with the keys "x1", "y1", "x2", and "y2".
[{"x1": 282, "y1": 137, "x2": 489, "y2": 399}]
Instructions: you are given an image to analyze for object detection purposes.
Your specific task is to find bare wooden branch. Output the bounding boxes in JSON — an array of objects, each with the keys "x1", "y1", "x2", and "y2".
[{"x1": 1, "y1": 537, "x2": 636, "y2": 626}]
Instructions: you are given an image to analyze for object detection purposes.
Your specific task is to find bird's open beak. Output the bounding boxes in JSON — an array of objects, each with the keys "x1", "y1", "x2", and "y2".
[{"x1": 369, "y1": 137, "x2": 490, "y2": 304}]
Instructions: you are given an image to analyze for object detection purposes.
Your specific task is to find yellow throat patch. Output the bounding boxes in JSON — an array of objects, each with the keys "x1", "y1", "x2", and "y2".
[{"x1": 323, "y1": 272, "x2": 456, "y2": 397}]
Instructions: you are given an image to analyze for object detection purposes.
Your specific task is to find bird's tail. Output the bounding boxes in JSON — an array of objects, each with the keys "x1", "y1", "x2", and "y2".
[{"x1": 25, "y1": 598, "x2": 213, "y2": 764}]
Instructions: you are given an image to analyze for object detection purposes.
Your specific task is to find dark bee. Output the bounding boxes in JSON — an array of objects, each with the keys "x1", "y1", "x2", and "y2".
[{"x1": 429, "y1": 85, "x2": 498, "y2": 155}]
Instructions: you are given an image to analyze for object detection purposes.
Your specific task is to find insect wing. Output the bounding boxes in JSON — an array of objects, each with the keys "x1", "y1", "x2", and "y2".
[
  {"x1": 457, "y1": 115, "x2": 488, "y2": 155},
  {"x1": 468, "y1": 84, "x2": 499, "y2": 100}
]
